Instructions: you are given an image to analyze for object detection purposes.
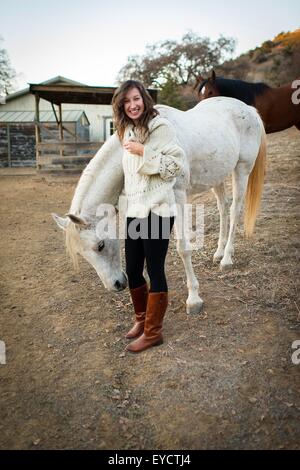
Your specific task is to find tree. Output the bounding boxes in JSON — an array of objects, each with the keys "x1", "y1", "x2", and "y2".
[
  {"x1": 0, "y1": 37, "x2": 17, "y2": 96},
  {"x1": 117, "y1": 31, "x2": 236, "y2": 108}
]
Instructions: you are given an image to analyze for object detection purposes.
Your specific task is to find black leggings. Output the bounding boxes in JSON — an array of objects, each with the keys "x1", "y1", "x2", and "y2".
[{"x1": 125, "y1": 212, "x2": 175, "y2": 292}]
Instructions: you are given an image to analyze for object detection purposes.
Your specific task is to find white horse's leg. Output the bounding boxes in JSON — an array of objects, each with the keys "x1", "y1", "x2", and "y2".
[
  {"x1": 212, "y1": 183, "x2": 229, "y2": 262},
  {"x1": 220, "y1": 163, "x2": 249, "y2": 270},
  {"x1": 174, "y1": 190, "x2": 203, "y2": 314}
]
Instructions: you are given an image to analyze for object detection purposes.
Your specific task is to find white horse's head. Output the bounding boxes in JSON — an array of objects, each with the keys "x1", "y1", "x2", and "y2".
[
  {"x1": 52, "y1": 210, "x2": 127, "y2": 292},
  {"x1": 52, "y1": 134, "x2": 126, "y2": 291}
]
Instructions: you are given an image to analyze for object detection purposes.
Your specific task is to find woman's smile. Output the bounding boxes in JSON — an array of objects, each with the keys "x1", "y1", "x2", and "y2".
[{"x1": 124, "y1": 87, "x2": 145, "y2": 122}]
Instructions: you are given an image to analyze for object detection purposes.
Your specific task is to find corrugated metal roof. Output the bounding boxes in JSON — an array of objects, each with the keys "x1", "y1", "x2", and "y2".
[
  {"x1": 0, "y1": 110, "x2": 88, "y2": 123},
  {"x1": 5, "y1": 76, "x2": 88, "y2": 102}
]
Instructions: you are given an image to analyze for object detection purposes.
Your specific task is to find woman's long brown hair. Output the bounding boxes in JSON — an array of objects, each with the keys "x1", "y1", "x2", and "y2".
[{"x1": 112, "y1": 80, "x2": 158, "y2": 142}]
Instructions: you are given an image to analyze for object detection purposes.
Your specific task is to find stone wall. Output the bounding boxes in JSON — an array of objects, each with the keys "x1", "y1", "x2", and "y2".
[
  {"x1": 0, "y1": 121, "x2": 89, "y2": 167},
  {"x1": 0, "y1": 124, "x2": 35, "y2": 167}
]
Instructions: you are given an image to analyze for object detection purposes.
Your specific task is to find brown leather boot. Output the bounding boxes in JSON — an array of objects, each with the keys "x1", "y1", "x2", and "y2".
[
  {"x1": 125, "y1": 283, "x2": 149, "y2": 339},
  {"x1": 126, "y1": 292, "x2": 168, "y2": 353}
]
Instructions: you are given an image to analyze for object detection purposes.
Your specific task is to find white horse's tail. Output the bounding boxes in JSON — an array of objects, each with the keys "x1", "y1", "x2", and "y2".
[{"x1": 244, "y1": 122, "x2": 267, "y2": 238}]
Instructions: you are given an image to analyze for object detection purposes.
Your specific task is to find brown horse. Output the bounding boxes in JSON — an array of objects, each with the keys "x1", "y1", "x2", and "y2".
[{"x1": 195, "y1": 71, "x2": 300, "y2": 133}]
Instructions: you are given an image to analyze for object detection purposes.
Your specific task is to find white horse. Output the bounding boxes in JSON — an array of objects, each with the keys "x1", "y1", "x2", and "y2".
[{"x1": 53, "y1": 97, "x2": 266, "y2": 314}]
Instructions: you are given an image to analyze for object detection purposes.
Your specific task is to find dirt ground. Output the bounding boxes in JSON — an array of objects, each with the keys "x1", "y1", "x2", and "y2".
[{"x1": 0, "y1": 128, "x2": 299, "y2": 450}]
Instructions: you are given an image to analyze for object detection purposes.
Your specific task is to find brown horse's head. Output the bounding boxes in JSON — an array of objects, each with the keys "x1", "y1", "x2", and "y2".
[{"x1": 194, "y1": 70, "x2": 220, "y2": 101}]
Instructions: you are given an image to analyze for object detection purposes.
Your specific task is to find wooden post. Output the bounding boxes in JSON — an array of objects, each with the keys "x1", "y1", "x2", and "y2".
[
  {"x1": 58, "y1": 103, "x2": 64, "y2": 157},
  {"x1": 34, "y1": 94, "x2": 41, "y2": 168},
  {"x1": 7, "y1": 124, "x2": 11, "y2": 167}
]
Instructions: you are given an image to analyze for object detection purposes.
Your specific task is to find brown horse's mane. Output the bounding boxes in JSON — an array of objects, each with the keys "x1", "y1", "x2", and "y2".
[
  {"x1": 198, "y1": 72, "x2": 300, "y2": 133},
  {"x1": 199, "y1": 77, "x2": 271, "y2": 106}
]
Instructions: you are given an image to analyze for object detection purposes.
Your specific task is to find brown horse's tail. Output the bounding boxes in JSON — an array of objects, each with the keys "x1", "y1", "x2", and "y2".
[{"x1": 244, "y1": 122, "x2": 267, "y2": 238}]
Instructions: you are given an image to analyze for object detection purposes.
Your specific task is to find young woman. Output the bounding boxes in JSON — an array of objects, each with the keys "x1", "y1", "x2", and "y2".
[{"x1": 112, "y1": 80, "x2": 185, "y2": 353}]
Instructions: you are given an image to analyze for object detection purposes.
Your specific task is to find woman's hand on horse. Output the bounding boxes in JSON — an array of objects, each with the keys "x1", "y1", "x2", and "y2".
[{"x1": 123, "y1": 141, "x2": 144, "y2": 156}]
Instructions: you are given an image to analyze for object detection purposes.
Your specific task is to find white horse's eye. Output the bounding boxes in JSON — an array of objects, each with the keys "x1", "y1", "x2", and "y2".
[{"x1": 97, "y1": 240, "x2": 105, "y2": 252}]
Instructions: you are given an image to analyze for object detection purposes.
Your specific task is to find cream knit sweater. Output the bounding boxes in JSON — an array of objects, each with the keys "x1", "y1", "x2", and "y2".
[{"x1": 120, "y1": 115, "x2": 185, "y2": 218}]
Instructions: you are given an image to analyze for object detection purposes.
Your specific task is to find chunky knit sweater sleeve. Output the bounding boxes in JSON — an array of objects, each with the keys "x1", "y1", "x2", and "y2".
[{"x1": 136, "y1": 118, "x2": 185, "y2": 181}]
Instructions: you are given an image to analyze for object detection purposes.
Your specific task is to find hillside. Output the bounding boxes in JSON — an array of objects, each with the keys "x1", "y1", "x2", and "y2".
[
  {"x1": 171, "y1": 29, "x2": 300, "y2": 109},
  {"x1": 218, "y1": 29, "x2": 300, "y2": 86}
]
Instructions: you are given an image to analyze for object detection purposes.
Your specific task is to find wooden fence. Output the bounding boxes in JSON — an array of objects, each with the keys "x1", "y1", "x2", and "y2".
[{"x1": 36, "y1": 141, "x2": 102, "y2": 172}]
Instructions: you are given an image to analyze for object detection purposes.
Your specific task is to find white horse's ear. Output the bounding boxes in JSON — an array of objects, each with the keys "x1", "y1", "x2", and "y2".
[
  {"x1": 52, "y1": 213, "x2": 70, "y2": 231},
  {"x1": 66, "y1": 213, "x2": 88, "y2": 227}
]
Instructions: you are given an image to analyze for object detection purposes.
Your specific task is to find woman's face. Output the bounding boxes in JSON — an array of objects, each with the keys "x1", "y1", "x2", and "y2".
[{"x1": 123, "y1": 87, "x2": 145, "y2": 122}]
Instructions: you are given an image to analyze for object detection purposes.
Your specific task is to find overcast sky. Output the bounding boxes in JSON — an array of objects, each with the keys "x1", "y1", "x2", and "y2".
[{"x1": 2, "y1": 0, "x2": 300, "y2": 89}]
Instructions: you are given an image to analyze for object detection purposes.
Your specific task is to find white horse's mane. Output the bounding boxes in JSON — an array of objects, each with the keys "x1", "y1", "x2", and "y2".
[
  {"x1": 65, "y1": 134, "x2": 123, "y2": 269},
  {"x1": 69, "y1": 134, "x2": 122, "y2": 215}
]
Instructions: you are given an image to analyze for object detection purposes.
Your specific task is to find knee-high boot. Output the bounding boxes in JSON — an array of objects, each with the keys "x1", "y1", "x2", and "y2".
[
  {"x1": 125, "y1": 283, "x2": 149, "y2": 339},
  {"x1": 126, "y1": 292, "x2": 168, "y2": 353}
]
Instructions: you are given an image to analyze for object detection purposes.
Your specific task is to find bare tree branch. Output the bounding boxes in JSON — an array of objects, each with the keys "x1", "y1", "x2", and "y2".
[{"x1": 116, "y1": 31, "x2": 236, "y2": 109}]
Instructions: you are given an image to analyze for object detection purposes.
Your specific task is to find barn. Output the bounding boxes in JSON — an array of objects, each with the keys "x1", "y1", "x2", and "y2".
[
  {"x1": 0, "y1": 109, "x2": 90, "y2": 167},
  {"x1": 0, "y1": 76, "x2": 116, "y2": 169},
  {"x1": 0, "y1": 76, "x2": 158, "y2": 171}
]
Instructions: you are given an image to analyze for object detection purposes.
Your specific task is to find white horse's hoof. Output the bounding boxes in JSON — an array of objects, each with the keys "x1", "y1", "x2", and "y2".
[
  {"x1": 213, "y1": 252, "x2": 224, "y2": 263},
  {"x1": 220, "y1": 261, "x2": 233, "y2": 271},
  {"x1": 186, "y1": 300, "x2": 204, "y2": 315}
]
